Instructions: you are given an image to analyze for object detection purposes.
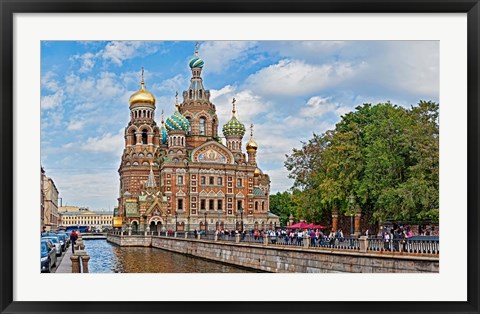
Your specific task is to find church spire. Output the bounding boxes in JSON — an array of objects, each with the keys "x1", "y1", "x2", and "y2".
[
  {"x1": 146, "y1": 163, "x2": 156, "y2": 188},
  {"x1": 232, "y1": 97, "x2": 237, "y2": 117}
]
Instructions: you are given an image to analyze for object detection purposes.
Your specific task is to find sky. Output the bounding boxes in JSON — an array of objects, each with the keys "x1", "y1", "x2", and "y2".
[{"x1": 41, "y1": 40, "x2": 439, "y2": 210}]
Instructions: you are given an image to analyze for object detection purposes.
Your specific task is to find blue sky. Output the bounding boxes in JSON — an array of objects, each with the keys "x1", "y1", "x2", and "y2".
[{"x1": 41, "y1": 40, "x2": 439, "y2": 210}]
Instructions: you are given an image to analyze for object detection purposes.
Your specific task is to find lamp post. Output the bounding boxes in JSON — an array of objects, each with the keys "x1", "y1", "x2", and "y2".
[
  {"x1": 235, "y1": 213, "x2": 238, "y2": 231},
  {"x1": 239, "y1": 208, "x2": 244, "y2": 232},
  {"x1": 349, "y1": 194, "x2": 355, "y2": 237},
  {"x1": 175, "y1": 211, "x2": 178, "y2": 232},
  {"x1": 204, "y1": 212, "x2": 207, "y2": 234}
]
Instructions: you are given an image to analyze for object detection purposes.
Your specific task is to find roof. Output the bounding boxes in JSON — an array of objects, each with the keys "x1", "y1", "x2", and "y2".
[
  {"x1": 59, "y1": 211, "x2": 113, "y2": 215},
  {"x1": 267, "y1": 212, "x2": 279, "y2": 218},
  {"x1": 253, "y1": 187, "x2": 266, "y2": 197}
]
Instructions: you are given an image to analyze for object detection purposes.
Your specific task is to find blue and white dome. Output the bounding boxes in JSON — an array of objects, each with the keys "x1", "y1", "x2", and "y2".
[
  {"x1": 160, "y1": 123, "x2": 168, "y2": 144},
  {"x1": 165, "y1": 109, "x2": 190, "y2": 133},
  {"x1": 189, "y1": 56, "x2": 204, "y2": 69}
]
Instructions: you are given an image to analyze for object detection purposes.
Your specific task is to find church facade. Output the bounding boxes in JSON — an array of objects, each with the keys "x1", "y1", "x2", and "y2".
[{"x1": 114, "y1": 47, "x2": 279, "y2": 233}]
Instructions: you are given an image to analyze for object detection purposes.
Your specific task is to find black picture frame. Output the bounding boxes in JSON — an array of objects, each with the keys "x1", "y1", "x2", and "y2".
[{"x1": 1, "y1": 1, "x2": 479, "y2": 313}]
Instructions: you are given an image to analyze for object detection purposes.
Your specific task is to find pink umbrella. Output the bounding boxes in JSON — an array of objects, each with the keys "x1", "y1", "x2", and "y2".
[
  {"x1": 287, "y1": 222, "x2": 311, "y2": 229},
  {"x1": 311, "y1": 224, "x2": 327, "y2": 229}
]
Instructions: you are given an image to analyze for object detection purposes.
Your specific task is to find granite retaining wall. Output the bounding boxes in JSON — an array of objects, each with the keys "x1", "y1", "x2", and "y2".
[{"x1": 107, "y1": 234, "x2": 439, "y2": 273}]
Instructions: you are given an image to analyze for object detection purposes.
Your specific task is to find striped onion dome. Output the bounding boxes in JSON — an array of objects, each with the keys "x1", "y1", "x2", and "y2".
[
  {"x1": 165, "y1": 108, "x2": 189, "y2": 133},
  {"x1": 189, "y1": 56, "x2": 204, "y2": 69}
]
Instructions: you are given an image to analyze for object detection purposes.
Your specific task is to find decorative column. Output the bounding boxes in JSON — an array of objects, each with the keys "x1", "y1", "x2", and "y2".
[
  {"x1": 354, "y1": 204, "x2": 362, "y2": 236},
  {"x1": 332, "y1": 205, "x2": 338, "y2": 232},
  {"x1": 70, "y1": 255, "x2": 81, "y2": 273},
  {"x1": 81, "y1": 255, "x2": 90, "y2": 273}
]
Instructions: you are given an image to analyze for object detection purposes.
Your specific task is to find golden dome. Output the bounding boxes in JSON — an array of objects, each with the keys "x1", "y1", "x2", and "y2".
[
  {"x1": 254, "y1": 167, "x2": 262, "y2": 177},
  {"x1": 129, "y1": 68, "x2": 155, "y2": 107},
  {"x1": 246, "y1": 138, "x2": 258, "y2": 151}
]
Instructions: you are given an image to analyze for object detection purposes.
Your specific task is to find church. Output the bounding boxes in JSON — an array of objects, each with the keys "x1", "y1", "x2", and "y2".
[{"x1": 114, "y1": 45, "x2": 279, "y2": 233}]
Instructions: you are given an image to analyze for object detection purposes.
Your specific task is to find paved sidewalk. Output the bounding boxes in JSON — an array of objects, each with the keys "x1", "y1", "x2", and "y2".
[{"x1": 55, "y1": 246, "x2": 73, "y2": 273}]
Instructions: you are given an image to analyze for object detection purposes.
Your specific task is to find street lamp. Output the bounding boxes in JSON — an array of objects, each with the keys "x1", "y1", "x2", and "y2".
[
  {"x1": 235, "y1": 213, "x2": 238, "y2": 231},
  {"x1": 349, "y1": 194, "x2": 355, "y2": 237},
  {"x1": 238, "y1": 207, "x2": 244, "y2": 232},
  {"x1": 204, "y1": 212, "x2": 207, "y2": 234},
  {"x1": 175, "y1": 211, "x2": 178, "y2": 232}
]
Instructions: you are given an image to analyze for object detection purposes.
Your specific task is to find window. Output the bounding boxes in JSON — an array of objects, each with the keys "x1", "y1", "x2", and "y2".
[
  {"x1": 200, "y1": 200, "x2": 206, "y2": 210},
  {"x1": 201, "y1": 176, "x2": 206, "y2": 185},
  {"x1": 209, "y1": 200, "x2": 214, "y2": 210},
  {"x1": 199, "y1": 117, "x2": 205, "y2": 135},
  {"x1": 209, "y1": 176, "x2": 214, "y2": 185},
  {"x1": 217, "y1": 200, "x2": 223, "y2": 210},
  {"x1": 178, "y1": 199, "x2": 183, "y2": 210},
  {"x1": 142, "y1": 130, "x2": 148, "y2": 144},
  {"x1": 237, "y1": 178, "x2": 242, "y2": 187},
  {"x1": 237, "y1": 200, "x2": 243, "y2": 211},
  {"x1": 217, "y1": 177, "x2": 223, "y2": 186},
  {"x1": 177, "y1": 176, "x2": 183, "y2": 185},
  {"x1": 186, "y1": 117, "x2": 192, "y2": 134},
  {"x1": 255, "y1": 201, "x2": 258, "y2": 211},
  {"x1": 262, "y1": 202, "x2": 265, "y2": 211}
]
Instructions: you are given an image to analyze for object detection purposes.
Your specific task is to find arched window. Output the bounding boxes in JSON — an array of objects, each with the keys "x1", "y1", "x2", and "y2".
[
  {"x1": 199, "y1": 117, "x2": 205, "y2": 135},
  {"x1": 142, "y1": 130, "x2": 148, "y2": 144},
  {"x1": 189, "y1": 90, "x2": 193, "y2": 98},
  {"x1": 262, "y1": 202, "x2": 265, "y2": 211},
  {"x1": 186, "y1": 117, "x2": 192, "y2": 134},
  {"x1": 131, "y1": 129, "x2": 136, "y2": 145},
  {"x1": 255, "y1": 202, "x2": 258, "y2": 211},
  {"x1": 199, "y1": 89, "x2": 203, "y2": 98}
]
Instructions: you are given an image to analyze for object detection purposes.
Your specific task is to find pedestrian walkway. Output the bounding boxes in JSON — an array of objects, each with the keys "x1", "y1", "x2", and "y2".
[{"x1": 55, "y1": 247, "x2": 73, "y2": 273}]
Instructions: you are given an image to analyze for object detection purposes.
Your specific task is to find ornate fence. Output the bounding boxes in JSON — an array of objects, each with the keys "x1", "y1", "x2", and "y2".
[{"x1": 109, "y1": 231, "x2": 439, "y2": 255}]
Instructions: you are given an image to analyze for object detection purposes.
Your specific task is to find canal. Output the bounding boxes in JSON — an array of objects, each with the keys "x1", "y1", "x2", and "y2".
[{"x1": 83, "y1": 239, "x2": 254, "y2": 273}]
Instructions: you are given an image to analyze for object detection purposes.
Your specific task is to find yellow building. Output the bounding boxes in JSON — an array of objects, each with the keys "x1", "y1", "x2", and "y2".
[{"x1": 58, "y1": 206, "x2": 113, "y2": 230}]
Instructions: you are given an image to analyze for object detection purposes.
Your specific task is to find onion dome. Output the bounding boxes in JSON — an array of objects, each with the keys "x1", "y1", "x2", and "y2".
[
  {"x1": 189, "y1": 42, "x2": 204, "y2": 68},
  {"x1": 160, "y1": 110, "x2": 168, "y2": 144},
  {"x1": 254, "y1": 167, "x2": 262, "y2": 177},
  {"x1": 129, "y1": 67, "x2": 155, "y2": 107},
  {"x1": 165, "y1": 92, "x2": 190, "y2": 132},
  {"x1": 246, "y1": 123, "x2": 258, "y2": 152},
  {"x1": 222, "y1": 98, "x2": 246, "y2": 137}
]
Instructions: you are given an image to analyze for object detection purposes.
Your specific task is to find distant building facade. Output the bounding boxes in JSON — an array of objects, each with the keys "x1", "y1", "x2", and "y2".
[
  {"x1": 114, "y1": 46, "x2": 279, "y2": 233},
  {"x1": 42, "y1": 170, "x2": 59, "y2": 231},
  {"x1": 58, "y1": 206, "x2": 113, "y2": 230}
]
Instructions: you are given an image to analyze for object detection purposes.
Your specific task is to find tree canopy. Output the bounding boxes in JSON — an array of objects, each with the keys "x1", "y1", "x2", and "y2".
[{"x1": 282, "y1": 101, "x2": 439, "y2": 225}]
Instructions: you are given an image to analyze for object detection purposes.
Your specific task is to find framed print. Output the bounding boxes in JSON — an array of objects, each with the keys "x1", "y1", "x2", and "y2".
[{"x1": 1, "y1": 0, "x2": 479, "y2": 314}]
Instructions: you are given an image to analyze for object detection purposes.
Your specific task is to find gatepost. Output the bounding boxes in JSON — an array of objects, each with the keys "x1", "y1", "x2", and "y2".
[
  {"x1": 304, "y1": 234, "x2": 310, "y2": 248},
  {"x1": 358, "y1": 236, "x2": 368, "y2": 252}
]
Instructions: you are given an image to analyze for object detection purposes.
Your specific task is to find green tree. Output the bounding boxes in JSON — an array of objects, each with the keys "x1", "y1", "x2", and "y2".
[{"x1": 285, "y1": 101, "x2": 439, "y2": 225}]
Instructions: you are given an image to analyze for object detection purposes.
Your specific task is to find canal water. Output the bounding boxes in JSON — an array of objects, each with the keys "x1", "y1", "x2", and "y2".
[{"x1": 84, "y1": 239, "x2": 254, "y2": 273}]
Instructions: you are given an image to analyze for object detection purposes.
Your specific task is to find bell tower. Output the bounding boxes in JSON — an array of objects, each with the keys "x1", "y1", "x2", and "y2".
[{"x1": 179, "y1": 42, "x2": 219, "y2": 149}]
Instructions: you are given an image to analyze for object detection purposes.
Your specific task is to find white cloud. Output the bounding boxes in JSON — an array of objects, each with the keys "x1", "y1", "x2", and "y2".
[
  {"x1": 41, "y1": 90, "x2": 64, "y2": 110},
  {"x1": 264, "y1": 167, "x2": 295, "y2": 193},
  {"x1": 65, "y1": 72, "x2": 125, "y2": 102},
  {"x1": 81, "y1": 130, "x2": 124, "y2": 154},
  {"x1": 199, "y1": 41, "x2": 257, "y2": 73},
  {"x1": 102, "y1": 41, "x2": 159, "y2": 66},
  {"x1": 74, "y1": 102, "x2": 96, "y2": 112},
  {"x1": 210, "y1": 85, "x2": 270, "y2": 126},
  {"x1": 152, "y1": 74, "x2": 186, "y2": 93},
  {"x1": 48, "y1": 170, "x2": 119, "y2": 209},
  {"x1": 67, "y1": 120, "x2": 85, "y2": 131},
  {"x1": 41, "y1": 71, "x2": 60, "y2": 92},
  {"x1": 71, "y1": 52, "x2": 97, "y2": 73},
  {"x1": 246, "y1": 59, "x2": 361, "y2": 96}
]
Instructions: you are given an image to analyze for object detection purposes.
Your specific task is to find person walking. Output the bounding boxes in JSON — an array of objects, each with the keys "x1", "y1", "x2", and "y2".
[{"x1": 70, "y1": 230, "x2": 78, "y2": 253}]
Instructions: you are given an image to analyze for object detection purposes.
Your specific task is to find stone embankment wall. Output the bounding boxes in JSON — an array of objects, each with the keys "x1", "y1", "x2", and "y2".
[{"x1": 107, "y1": 234, "x2": 439, "y2": 273}]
